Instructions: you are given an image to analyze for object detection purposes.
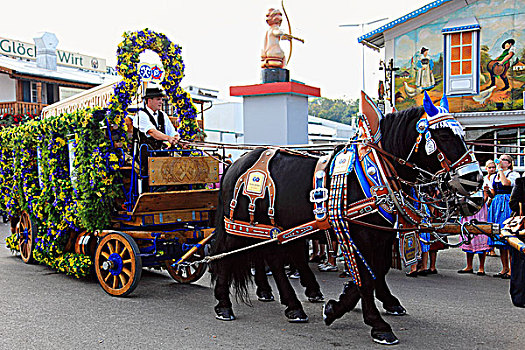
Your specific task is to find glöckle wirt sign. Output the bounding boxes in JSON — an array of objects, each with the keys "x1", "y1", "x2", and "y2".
[{"x1": 0, "y1": 36, "x2": 106, "y2": 72}]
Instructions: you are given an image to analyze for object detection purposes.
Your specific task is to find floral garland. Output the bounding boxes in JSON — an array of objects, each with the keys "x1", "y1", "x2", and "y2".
[
  {"x1": 108, "y1": 29, "x2": 203, "y2": 143},
  {"x1": 2, "y1": 30, "x2": 204, "y2": 278},
  {"x1": 1, "y1": 109, "x2": 118, "y2": 277},
  {"x1": 0, "y1": 128, "x2": 19, "y2": 216}
]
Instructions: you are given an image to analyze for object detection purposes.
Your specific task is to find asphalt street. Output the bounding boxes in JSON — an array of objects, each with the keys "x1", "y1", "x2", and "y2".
[{"x1": 0, "y1": 221, "x2": 523, "y2": 349}]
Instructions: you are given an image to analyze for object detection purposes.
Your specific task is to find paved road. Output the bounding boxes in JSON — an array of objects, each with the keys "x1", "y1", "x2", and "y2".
[{"x1": 0, "y1": 221, "x2": 523, "y2": 349}]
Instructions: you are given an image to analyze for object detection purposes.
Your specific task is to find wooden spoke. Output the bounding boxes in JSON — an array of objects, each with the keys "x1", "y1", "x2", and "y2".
[
  {"x1": 107, "y1": 242, "x2": 115, "y2": 254},
  {"x1": 115, "y1": 241, "x2": 120, "y2": 255},
  {"x1": 112, "y1": 275, "x2": 118, "y2": 289},
  {"x1": 122, "y1": 259, "x2": 132, "y2": 265},
  {"x1": 122, "y1": 267, "x2": 132, "y2": 277},
  {"x1": 119, "y1": 246, "x2": 128, "y2": 257},
  {"x1": 101, "y1": 251, "x2": 110, "y2": 260},
  {"x1": 118, "y1": 274, "x2": 127, "y2": 286},
  {"x1": 104, "y1": 271, "x2": 112, "y2": 282}
]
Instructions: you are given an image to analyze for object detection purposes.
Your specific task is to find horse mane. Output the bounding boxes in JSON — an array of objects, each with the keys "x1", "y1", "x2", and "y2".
[{"x1": 380, "y1": 106, "x2": 424, "y2": 159}]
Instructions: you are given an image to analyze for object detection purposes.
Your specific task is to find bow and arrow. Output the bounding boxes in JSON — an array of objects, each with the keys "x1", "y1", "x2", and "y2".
[{"x1": 281, "y1": 0, "x2": 304, "y2": 66}]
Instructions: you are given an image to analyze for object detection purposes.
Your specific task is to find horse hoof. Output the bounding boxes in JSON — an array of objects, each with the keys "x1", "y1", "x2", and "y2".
[
  {"x1": 215, "y1": 306, "x2": 236, "y2": 321},
  {"x1": 384, "y1": 305, "x2": 406, "y2": 316},
  {"x1": 322, "y1": 300, "x2": 338, "y2": 326},
  {"x1": 257, "y1": 291, "x2": 275, "y2": 302},
  {"x1": 285, "y1": 308, "x2": 309, "y2": 323},
  {"x1": 307, "y1": 291, "x2": 325, "y2": 303},
  {"x1": 372, "y1": 331, "x2": 399, "y2": 345}
]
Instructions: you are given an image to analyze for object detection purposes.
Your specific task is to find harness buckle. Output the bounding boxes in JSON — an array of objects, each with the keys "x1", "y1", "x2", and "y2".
[
  {"x1": 310, "y1": 188, "x2": 329, "y2": 203},
  {"x1": 437, "y1": 152, "x2": 445, "y2": 162}
]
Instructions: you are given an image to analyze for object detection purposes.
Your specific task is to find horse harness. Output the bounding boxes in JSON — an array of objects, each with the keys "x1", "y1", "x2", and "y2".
[
  {"x1": 224, "y1": 148, "x2": 331, "y2": 241},
  {"x1": 224, "y1": 109, "x2": 474, "y2": 286}
]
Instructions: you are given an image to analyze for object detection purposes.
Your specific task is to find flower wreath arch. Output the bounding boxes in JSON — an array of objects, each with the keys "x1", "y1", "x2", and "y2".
[{"x1": 107, "y1": 29, "x2": 201, "y2": 144}]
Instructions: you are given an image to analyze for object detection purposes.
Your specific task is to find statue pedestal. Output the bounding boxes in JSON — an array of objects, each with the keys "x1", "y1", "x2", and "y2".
[
  {"x1": 230, "y1": 82, "x2": 321, "y2": 145},
  {"x1": 261, "y1": 68, "x2": 289, "y2": 83}
]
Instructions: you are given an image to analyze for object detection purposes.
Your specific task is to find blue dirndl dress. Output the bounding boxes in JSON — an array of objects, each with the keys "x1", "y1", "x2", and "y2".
[{"x1": 487, "y1": 176, "x2": 513, "y2": 248}]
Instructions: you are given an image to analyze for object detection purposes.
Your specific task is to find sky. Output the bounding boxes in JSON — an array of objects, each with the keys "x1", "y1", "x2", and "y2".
[{"x1": 1, "y1": 0, "x2": 431, "y2": 100}]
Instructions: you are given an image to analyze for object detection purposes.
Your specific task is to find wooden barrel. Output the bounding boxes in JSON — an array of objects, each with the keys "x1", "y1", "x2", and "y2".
[{"x1": 75, "y1": 231, "x2": 97, "y2": 256}]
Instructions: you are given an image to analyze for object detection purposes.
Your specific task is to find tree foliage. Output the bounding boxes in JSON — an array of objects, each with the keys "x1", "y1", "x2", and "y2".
[{"x1": 308, "y1": 97, "x2": 359, "y2": 125}]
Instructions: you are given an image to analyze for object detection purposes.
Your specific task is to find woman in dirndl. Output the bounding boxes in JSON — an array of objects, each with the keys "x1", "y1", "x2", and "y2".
[
  {"x1": 458, "y1": 160, "x2": 496, "y2": 275},
  {"x1": 487, "y1": 154, "x2": 520, "y2": 279}
]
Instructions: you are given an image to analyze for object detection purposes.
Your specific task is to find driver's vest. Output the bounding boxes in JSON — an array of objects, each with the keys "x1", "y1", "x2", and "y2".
[{"x1": 134, "y1": 108, "x2": 167, "y2": 150}]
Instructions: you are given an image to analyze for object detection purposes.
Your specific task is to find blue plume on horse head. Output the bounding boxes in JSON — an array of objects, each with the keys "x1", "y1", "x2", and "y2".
[
  {"x1": 440, "y1": 94, "x2": 449, "y2": 112},
  {"x1": 423, "y1": 91, "x2": 439, "y2": 117}
]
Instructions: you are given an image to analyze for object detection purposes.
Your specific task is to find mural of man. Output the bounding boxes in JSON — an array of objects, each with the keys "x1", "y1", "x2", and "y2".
[
  {"x1": 416, "y1": 47, "x2": 435, "y2": 90},
  {"x1": 488, "y1": 38, "x2": 515, "y2": 91}
]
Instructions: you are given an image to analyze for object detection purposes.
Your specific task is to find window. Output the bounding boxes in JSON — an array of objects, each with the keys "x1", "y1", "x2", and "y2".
[
  {"x1": 450, "y1": 31, "x2": 473, "y2": 76},
  {"x1": 21, "y1": 81, "x2": 40, "y2": 103},
  {"x1": 442, "y1": 17, "x2": 480, "y2": 96},
  {"x1": 30, "y1": 82, "x2": 38, "y2": 103}
]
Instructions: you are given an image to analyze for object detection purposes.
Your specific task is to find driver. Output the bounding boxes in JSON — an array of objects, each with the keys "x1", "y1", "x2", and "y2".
[{"x1": 133, "y1": 87, "x2": 180, "y2": 149}]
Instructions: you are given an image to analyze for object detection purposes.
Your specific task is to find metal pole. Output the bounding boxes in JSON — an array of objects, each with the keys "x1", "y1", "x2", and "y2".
[{"x1": 361, "y1": 23, "x2": 365, "y2": 92}]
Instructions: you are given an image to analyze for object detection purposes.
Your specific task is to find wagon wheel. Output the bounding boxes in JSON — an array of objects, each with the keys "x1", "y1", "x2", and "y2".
[
  {"x1": 16, "y1": 211, "x2": 37, "y2": 264},
  {"x1": 95, "y1": 232, "x2": 142, "y2": 297},
  {"x1": 165, "y1": 246, "x2": 207, "y2": 283}
]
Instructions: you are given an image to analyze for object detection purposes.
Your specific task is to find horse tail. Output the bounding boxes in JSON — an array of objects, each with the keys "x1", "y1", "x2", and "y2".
[{"x1": 210, "y1": 163, "x2": 253, "y2": 304}]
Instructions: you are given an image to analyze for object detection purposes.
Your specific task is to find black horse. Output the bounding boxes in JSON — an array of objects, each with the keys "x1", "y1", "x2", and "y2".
[
  {"x1": 211, "y1": 95, "x2": 481, "y2": 345},
  {"x1": 211, "y1": 149, "x2": 325, "y2": 322}
]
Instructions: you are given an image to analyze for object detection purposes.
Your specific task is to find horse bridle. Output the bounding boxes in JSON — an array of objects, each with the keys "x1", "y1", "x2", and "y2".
[{"x1": 405, "y1": 112, "x2": 481, "y2": 196}]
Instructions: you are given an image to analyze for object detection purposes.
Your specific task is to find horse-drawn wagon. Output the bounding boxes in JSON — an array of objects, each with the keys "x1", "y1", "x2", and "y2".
[{"x1": 0, "y1": 29, "x2": 224, "y2": 296}]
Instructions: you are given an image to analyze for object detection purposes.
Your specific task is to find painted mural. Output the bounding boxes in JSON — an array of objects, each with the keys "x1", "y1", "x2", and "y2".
[{"x1": 394, "y1": 0, "x2": 525, "y2": 112}]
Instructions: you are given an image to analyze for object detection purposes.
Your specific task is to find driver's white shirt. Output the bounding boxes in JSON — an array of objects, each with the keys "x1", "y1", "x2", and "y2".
[{"x1": 133, "y1": 106, "x2": 178, "y2": 138}]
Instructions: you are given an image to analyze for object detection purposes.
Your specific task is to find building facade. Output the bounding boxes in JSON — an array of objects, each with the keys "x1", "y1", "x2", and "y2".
[
  {"x1": 360, "y1": 0, "x2": 525, "y2": 171},
  {"x1": 0, "y1": 33, "x2": 115, "y2": 117}
]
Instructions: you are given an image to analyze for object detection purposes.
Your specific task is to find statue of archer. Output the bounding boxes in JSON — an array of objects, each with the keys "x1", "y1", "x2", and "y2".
[{"x1": 261, "y1": 4, "x2": 304, "y2": 69}]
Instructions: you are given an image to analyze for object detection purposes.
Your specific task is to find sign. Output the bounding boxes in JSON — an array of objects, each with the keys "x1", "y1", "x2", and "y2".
[
  {"x1": 0, "y1": 36, "x2": 106, "y2": 72},
  {"x1": 138, "y1": 62, "x2": 164, "y2": 82},
  {"x1": 68, "y1": 137, "x2": 78, "y2": 190},
  {"x1": 246, "y1": 171, "x2": 266, "y2": 194},
  {"x1": 37, "y1": 147, "x2": 43, "y2": 188},
  {"x1": 59, "y1": 86, "x2": 86, "y2": 100},
  {"x1": 332, "y1": 151, "x2": 354, "y2": 176},
  {"x1": 400, "y1": 231, "x2": 420, "y2": 267}
]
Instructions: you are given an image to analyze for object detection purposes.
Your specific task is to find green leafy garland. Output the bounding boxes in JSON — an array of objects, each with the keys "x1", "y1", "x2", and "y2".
[
  {"x1": 1, "y1": 29, "x2": 202, "y2": 278},
  {"x1": 1, "y1": 109, "x2": 116, "y2": 277}
]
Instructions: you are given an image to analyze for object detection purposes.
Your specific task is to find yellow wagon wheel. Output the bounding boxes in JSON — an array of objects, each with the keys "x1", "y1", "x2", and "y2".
[
  {"x1": 95, "y1": 232, "x2": 142, "y2": 297},
  {"x1": 165, "y1": 246, "x2": 207, "y2": 283},
  {"x1": 16, "y1": 211, "x2": 36, "y2": 264}
]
